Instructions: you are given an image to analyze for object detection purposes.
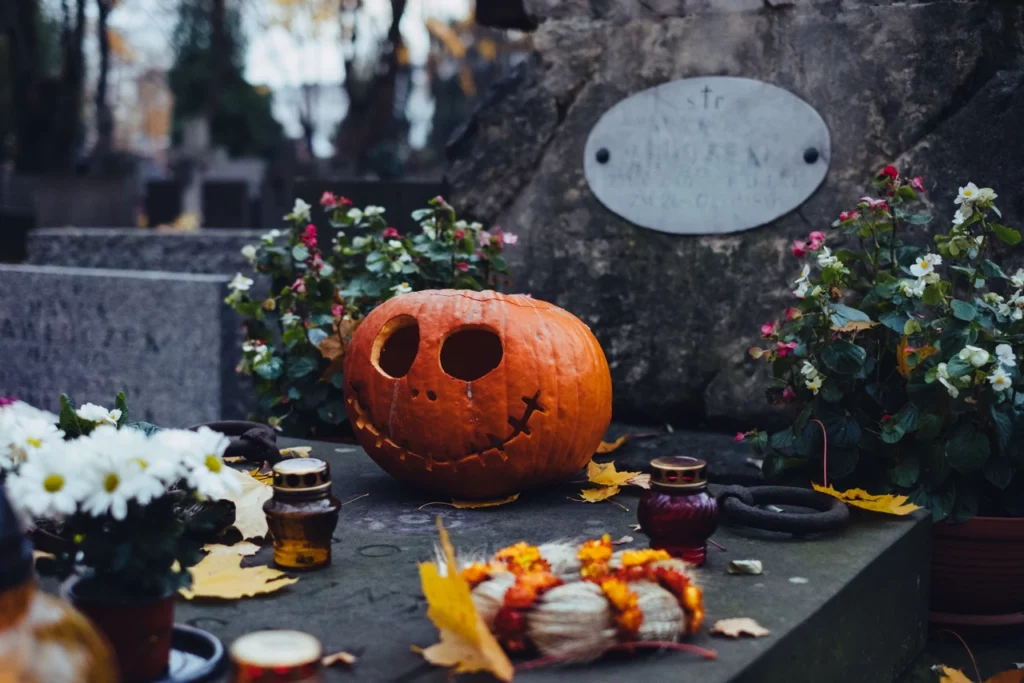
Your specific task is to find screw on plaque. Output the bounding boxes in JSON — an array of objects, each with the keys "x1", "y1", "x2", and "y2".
[
  {"x1": 596, "y1": 148, "x2": 610, "y2": 164},
  {"x1": 803, "y1": 147, "x2": 819, "y2": 164}
]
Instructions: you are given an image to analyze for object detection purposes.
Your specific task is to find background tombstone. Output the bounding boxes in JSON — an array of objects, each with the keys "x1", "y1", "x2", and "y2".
[
  {"x1": 455, "y1": 1, "x2": 1024, "y2": 428},
  {"x1": 202, "y1": 180, "x2": 251, "y2": 228},
  {"x1": 0, "y1": 264, "x2": 250, "y2": 426},
  {"x1": 145, "y1": 180, "x2": 183, "y2": 226}
]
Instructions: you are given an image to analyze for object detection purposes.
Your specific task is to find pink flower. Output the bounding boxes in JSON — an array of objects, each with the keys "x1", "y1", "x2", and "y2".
[
  {"x1": 478, "y1": 230, "x2": 492, "y2": 247},
  {"x1": 881, "y1": 414, "x2": 892, "y2": 423},
  {"x1": 454, "y1": 229, "x2": 465, "y2": 241},
  {"x1": 301, "y1": 224, "x2": 318, "y2": 248},
  {"x1": 760, "y1": 321, "x2": 777, "y2": 338},
  {"x1": 319, "y1": 191, "x2": 337, "y2": 208},
  {"x1": 859, "y1": 196, "x2": 889, "y2": 212},
  {"x1": 904, "y1": 346, "x2": 916, "y2": 355},
  {"x1": 475, "y1": 250, "x2": 488, "y2": 261},
  {"x1": 782, "y1": 386, "x2": 796, "y2": 402},
  {"x1": 808, "y1": 231, "x2": 826, "y2": 250},
  {"x1": 0, "y1": 396, "x2": 16, "y2": 407},
  {"x1": 290, "y1": 278, "x2": 306, "y2": 294},
  {"x1": 503, "y1": 232, "x2": 519, "y2": 245},
  {"x1": 331, "y1": 304, "x2": 344, "y2": 317},
  {"x1": 382, "y1": 226, "x2": 400, "y2": 240},
  {"x1": 776, "y1": 341, "x2": 798, "y2": 357},
  {"x1": 792, "y1": 240, "x2": 807, "y2": 258},
  {"x1": 785, "y1": 307, "x2": 802, "y2": 321},
  {"x1": 910, "y1": 176, "x2": 925, "y2": 193},
  {"x1": 839, "y1": 210, "x2": 860, "y2": 222},
  {"x1": 338, "y1": 196, "x2": 352, "y2": 207},
  {"x1": 310, "y1": 253, "x2": 325, "y2": 272},
  {"x1": 457, "y1": 261, "x2": 469, "y2": 273},
  {"x1": 734, "y1": 432, "x2": 746, "y2": 443},
  {"x1": 878, "y1": 165, "x2": 898, "y2": 180}
]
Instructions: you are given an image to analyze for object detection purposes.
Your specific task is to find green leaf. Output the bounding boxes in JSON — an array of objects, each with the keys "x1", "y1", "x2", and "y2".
[
  {"x1": 990, "y1": 403, "x2": 1014, "y2": 457},
  {"x1": 917, "y1": 413, "x2": 943, "y2": 440},
  {"x1": 58, "y1": 394, "x2": 88, "y2": 437},
  {"x1": 287, "y1": 356, "x2": 319, "y2": 379},
  {"x1": 905, "y1": 213, "x2": 932, "y2": 225},
  {"x1": 894, "y1": 402, "x2": 919, "y2": 432},
  {"x1": 983, "y1": 457, "x2": 1014, "y2": 489},
  {"x1": 125, "y1": 421, "x2": 163, "y2": 436},
  {"x1": 282, "y1": 326, "x2": 305, "y2": 350},
  {"x1": 411, "y1": 208, "x2": 432, "y2": 221},
  {"x1": 830, "y1": 304, "x2": 871, "y2": 328},
  {"x1": 880, "y1": 423, "x2": 906, "y2": 444},
  {"x1": 254, "y1": 357, "x2": 283, "y2": 380},
  {"x1": 922, "y1": 284, "x2": 943, "y2": 306},
  {"x1": 945, "y1": 356, "x2": 973, "y2": 378},
  {"x1": 891, "y1": 456, "x2": 920, "y2": 487},
  {"x1": 291, "y1": 244, "x2": 310, "y2": 261},
  {"x1": 309, "y1": 313, "x2": 335, "y2": 326},
  {"x1": 331, "y1": 372, "x2": 346, "y2": 389},
  {"x1": 950, "y1": 299, "x2": 977, "y2": 322},
  {"x1": 945, "y1": 423, "x2": 991, "y2": 474},
  {"x1": 821, "y1": 340, "x2": 867, "y2": 375},
  {"x1": 287, "y1": 386, "x2": 302, "y2": 400},
  {"x1": 879, "y1": 311, "x2": 909, "y2": 333},
  {"x1": 903, "y1": 318, "x2": 922, "y2": 336},
  {"x1": 769, "y1": 428, "x2": 794, "y2": 451},
  {"x1": 992, "y1": 223, "x2": 1022, "y2": 245},
  {"x1": 317, "y1": 401, "x2": 346, "y2": 425},
  {"x1": 114, "y1": 392, "x2": 128, "y2": 428},
  {"x1": 307, "y1": 328, "x2": 329, "y2": 347},
  {"x1": 820, "y1": 381, "x2": 843, "y2": 403},
  {"x1": 951, "y1": 480, "x2": 980, "y2": 523},
  {"x1": 826, "y1": 414, "x2": 862, "y2": 449}
]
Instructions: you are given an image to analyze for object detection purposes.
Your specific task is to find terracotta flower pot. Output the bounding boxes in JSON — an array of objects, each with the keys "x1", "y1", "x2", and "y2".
[
  {"x1": 65, "y1": 577, "x2": 176, "y2": 682},
  {"x1": 930, "y1": 515, "x2": 1024, "y2": 626}
]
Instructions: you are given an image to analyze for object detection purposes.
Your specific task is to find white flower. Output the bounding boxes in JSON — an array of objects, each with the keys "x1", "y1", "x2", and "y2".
[
  {"x1": 398, "y1": 252, "x2": 412, "y2": 263},
  {"x1": 936, "y1": 363, "x2": 960, "y2": 398},
  {"x1": 285, "y1": 198, "x2": 312, "y2": 222},
  {"x1": 241, "y1": 244, "x2": 257, "y2": 261},
  {"x1": 793, "y1": 281, "x2": 810, "y2": 299},
  {"x1": 387, "y1": 239, "x2": 402, "y2": 249},
  {"x1": 422, "y1": 225, "x2": 437, "y2": 240},
  {"x1": 453, "y1": 220, "x2": 468, "y2": 230},
  {"x1": 228, "y1": 273, "x2": 254, "y2": 292},
  {"x1": 351, "y1": 236, "x2": 370, "y2": 249},
  {"x1": 0, "y1": 400, "x2": 58, "y2": 424},
  {"x1": 955, "y1": 182, "x2": 981, "y2": 205},
  {"x1": 977, "y1": 187, "x2": 997, "y2": 203},
  {"x1": 391, "y1": 282, "x2": 413, "y2": 295},
  {"x1": 959, "y1": 345, "x2": 991, "y2": 368},
  {"x1": 503, "y1": 232, "x2": 519, "y2": 245},
  {"x1": 80, "y1": 454, "x2": 145, "y2": 521},
  {"x1": 952, "y1": 209, "x2": 968, "y2": 226},
  {"x1": 805, "y1": 377, "x2": 823, "y2": 394},
  {"x1": 800, "y1": 361, "x2": 819, "y2": 379},
  {"x1": 364, "y1": 205, "x2": 385, "y2": 217},
  {"x1": 817, "y1": 246, "x2": 838, "y2": 268},
  {"x1": 2, "y1": 415, "x2": 64, "y2": 469},
  {"x1": 996, "y1": 343, "x2": 1016, "y2": 368},
  {"x1": 1010, "y1": 269, "x2": 1024, "y2": 289},
  {"x1": 280, "y1": 312, "x2": 301, "y2": 327},
  {"x1": 75, "y1": 403, "x2": 121, "y2": 426},
  {"x1": 999, "y1": 293, "x2": 1024, "y2": 322},
  {"x1": 261, "y1": 229, "x2": 281, "y2": 244},
  {"x1": 5, "y1": 442, "x2": 88, "y2": 519},
  {"x1": 792, "y1": 264, "x2": 811, "y2": 298},
  {"x1": 86, "y1": 426, "x2": 172, "y2": 501},
  {"x1": 910, "y1": 253, "x2": 942, "y2": 278},
  {"x1": 898, "y1": 279, "x2": 926, "y2": 299},
  {"x1": 389, "y1": 260, "x2": 403, "y2": 273},
  {"x1": 346, "y1": 208, "x2": 363, "y2": 222},
  {"x1": 988, "y1": 367, "x2": 1012, "y2": 392},
  {"x1": 182, "y1": 427, "x2": 237, "y2": 500}
]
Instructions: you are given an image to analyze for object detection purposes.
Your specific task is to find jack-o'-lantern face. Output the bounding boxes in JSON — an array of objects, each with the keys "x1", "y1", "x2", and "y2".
[{"x1": 343, "y1": 290, "x2": 612, "y2": 499}]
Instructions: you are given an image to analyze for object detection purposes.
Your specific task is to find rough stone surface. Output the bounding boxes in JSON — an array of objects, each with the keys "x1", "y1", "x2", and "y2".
[
  {"x1": 26, "y1": 228, "x2": 265, "y2": 274},
  {"x1": 167, "y1": 435, "x2": 930, "y2": 682},
  {"x1": 449, "y1": 2, "x2": 1024, "y2": 427},
  {"x1": 0, "y1": 264, "x2": 250, "y2": 426}
]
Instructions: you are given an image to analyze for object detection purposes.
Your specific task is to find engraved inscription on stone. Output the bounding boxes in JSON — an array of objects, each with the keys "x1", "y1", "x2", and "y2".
[
  {"x1": 584, "y1": 77, "x2": 831, "y2": 235},
  {"x1": 0, "y1": 265, "x2": 239, "y2": 427}
]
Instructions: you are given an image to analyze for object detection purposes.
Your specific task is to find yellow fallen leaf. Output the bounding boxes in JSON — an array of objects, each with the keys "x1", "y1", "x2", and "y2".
[
  {"x1": 248, "y1": 467, "x2": 273, "y2": 485},
  {"x1": 579, "y1": 485, "x2": 621, "y2": 502},
  {"x1": 711, "y1": 617, "x2": 770, "y2": 638},
  {"x1": 897, "y1": 335, "x2": 938, "y2": 379},
  {"x1": 935, "y1": 666, "x2": 974, "y2": 683},
  {"x1": 832, "y1": 320, "x2": 879, "y2": 333},
  {"x1": 223, "y1": 468, "x2": 273, "y2": 540},
  {"x1": 223, "y1": 455, "x2": 246, "y2": 464},
  {"x1": 280, "y1": 446, "x2": 312, "y2": 459},
  {"x1": 202, "y1": 542, "x2": 260, "y2": 557},
  {"x1": 322, "y1": 651, "x2": 357, "y2": 667},
  {"x1": 452, "y1": 494, "x2": 520, "y2": 509},
  {"x1": 180, "y1": 552, "x2": 297, "y2": 600},
  {"x1": 626, "y1": 473, "x2": 651, "y2": 489},
  {"x1": 596, "y1": 434, "x2": 629, "y2": 454},
  {"x1": 587, "y1": 460, "x2": 642, "y2": 487},
  {"x1": 417, "y1": 519, "x2": 513, "y2": 682},
  {"x1": 813, "y1": 483, "x2": 920, "y2": 515}
]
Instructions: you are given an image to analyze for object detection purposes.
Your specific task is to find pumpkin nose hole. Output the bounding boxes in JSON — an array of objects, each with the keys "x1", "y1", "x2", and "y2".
[
  {"x1": 372, "y1": 315, "x2": 419, "y2": 378},
  {"x1": 440, "y1": 327, "x2": 503, "y2": 381}
]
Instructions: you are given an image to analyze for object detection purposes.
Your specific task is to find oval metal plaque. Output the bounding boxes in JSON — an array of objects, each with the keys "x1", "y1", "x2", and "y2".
[{"x1": 584, "y1": 77, "x2": 831, "y2": 235}]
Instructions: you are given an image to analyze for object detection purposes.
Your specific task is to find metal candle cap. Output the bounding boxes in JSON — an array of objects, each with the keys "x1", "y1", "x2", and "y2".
[
  {"x1": 272, "y1": 458, "x2": 331, "y2": 494},
  {"x1": 649, "y1": 456, "x2": 708, "y2": 490},
  {"x1": 230, "y1": 630, "x2": 322, "y2": 681}
]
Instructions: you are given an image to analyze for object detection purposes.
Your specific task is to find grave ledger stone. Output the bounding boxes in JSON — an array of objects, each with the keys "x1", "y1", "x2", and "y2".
[
  {"x1": 0, "y1": 264, "x2": 249, "y2": 427},
  {"x1": 452, "y1": 1, "x2": 1024, "y2": 426}
]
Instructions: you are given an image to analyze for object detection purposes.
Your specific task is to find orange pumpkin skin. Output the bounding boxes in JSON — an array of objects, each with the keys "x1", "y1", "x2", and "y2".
[{"x1": 343, "y1": 289, "x2": 613, "y2": 499}]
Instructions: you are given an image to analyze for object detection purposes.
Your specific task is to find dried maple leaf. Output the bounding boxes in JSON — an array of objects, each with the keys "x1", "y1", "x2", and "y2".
[
  {"x1": 596, "y1": 434, "x2": 629, "y2": 454},
  {"x1": 223, "y1": 468, "x2": 273, "y2": 540},
  {"x1": 812, "y1": 483, "x2": 920, "y2": 515},
  {"x1": 587, "y1": 460, "x2": 641, "y2": 487},
  {"x1": 322, "y1": 651, "x2": 357, "y2": 667},
  {"x1": 579, "y1": 485, "x2": 621, "y2": 502},
  {"x1": 897, "y1": 335, "x2": 938, "y2": 379},
  {"x1": 417, "y1": 519, "x2": 513, "y2": 681},
  {"x1": 180, "y1": 551, "x2": 297, "y2": 600},
  {"x1": 832, "y1": 320, "x2": 879, "y2": 333},
  {"x1": 710, "y1": 617, "x2": 770, "y2": 638}
]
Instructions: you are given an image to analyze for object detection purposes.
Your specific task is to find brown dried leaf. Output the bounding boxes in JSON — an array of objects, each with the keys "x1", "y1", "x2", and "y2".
[
  {"x1": 201, "y1": 542, "x2": 261, "y2": 557},
  {"x1": 579, "y1": 485, "x2": 621, "y2": 502},
  {"x1": 451, "y1": 494, "x2": 520, "y2": 509},
  {"x1": 711, "y1": 617, "x2": 770, "y2": 638},
  {"x1": 180, "y1": 552, "x2": 297, "y2": 600},
  {"x1": 322, "y1": 651, "x2": 357, "y2": 667},
  {"x1": 596, "y1": 434, "x2": 629, "y2": 454},
  {"x1": 223, "y1": 469, "x2": 273, "y2": 540},
  {"x1": 832, "y1": 320, "x2": 879, "y2": 333}
]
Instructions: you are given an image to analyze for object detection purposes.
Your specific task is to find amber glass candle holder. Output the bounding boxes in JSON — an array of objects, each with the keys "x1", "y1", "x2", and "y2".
[
  {"x1": 637, "y1": 456, "x2": 718, "y2": 566},
  {"x1": 230, "y1": 629, "x2": 324, "y2": 682},
  {"x1": 263, "y1": 458, "x2": 341, "y2": 570}
]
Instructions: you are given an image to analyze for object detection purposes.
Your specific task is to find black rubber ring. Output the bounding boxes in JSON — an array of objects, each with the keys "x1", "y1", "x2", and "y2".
[{"x1": 718, "y1": 485, "x2": 850, "y2": 534}]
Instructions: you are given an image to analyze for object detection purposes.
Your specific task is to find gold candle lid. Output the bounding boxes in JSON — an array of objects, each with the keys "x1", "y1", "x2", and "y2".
[
  {"x1": 230, "y1": 630, "x2": 322, "y2": 680},
  {"x1": 272, "y1": 458, "x2": 331, "y2": 494},
  {"x1": 649, "y1": 456, "x2": 708, "y2": 490}
]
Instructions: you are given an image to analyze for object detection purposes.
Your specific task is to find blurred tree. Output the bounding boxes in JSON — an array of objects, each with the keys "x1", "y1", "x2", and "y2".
[{"x1": 168, "y1": 0, "x2": 281, "y2": 157}]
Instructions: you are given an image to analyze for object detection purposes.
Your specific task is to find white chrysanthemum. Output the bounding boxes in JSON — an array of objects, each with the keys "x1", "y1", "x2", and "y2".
[
  {"x1": 75, "y1": 403, "x2": 121, "y2": 426},
  {"x1": 1, "y1": 400, "x2": 58, "y2": 424},
  {"x1": 163, "y1": 427, "x2": 238, "y2": 500},
  {"x1": 6, "y1": 442, "x2": 89, "y2": 519},
  {"x1": 958, "y1": 345, "x2": 991, "y2": 368},
  {"x1": 2, "y1": 415, "x2": 65, "y2": 470},
  {"x1": 79, "y1": 446, "x2": 151, "y2": 521},
  {"x1": 996, "y1": 344, "x2": 1016, "y2": 368},
  {"x1": 93, "y1": 426, "x2": 181, "y2": 491}
]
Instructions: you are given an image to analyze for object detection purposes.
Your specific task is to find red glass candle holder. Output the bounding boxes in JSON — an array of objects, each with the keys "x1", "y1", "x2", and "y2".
[{"x1": 637, "y1": 456, "x2": 718, "y2": 566}]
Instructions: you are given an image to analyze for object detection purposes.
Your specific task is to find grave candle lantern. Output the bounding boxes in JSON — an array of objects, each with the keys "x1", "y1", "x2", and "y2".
[
  {"x1": 637, "y1": 456, "x2": 719, "y2": 565},
  {"x1": 263, "y1": 458, "x2": 341, "y2": 570}
]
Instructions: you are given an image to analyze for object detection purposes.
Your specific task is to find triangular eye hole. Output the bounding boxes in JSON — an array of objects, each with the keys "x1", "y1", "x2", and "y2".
[
  {"x1": 372, "y1": 315, "x2": 419, "y2": 378},
  {"x1": 440, "y1": 326, "x2": 503, "y2": 381}
]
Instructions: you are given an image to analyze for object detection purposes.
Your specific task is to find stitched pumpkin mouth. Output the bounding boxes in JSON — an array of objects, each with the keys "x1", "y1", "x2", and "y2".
[{"x1": 346, "y1": 386, "x2": 545, "y2": 469}]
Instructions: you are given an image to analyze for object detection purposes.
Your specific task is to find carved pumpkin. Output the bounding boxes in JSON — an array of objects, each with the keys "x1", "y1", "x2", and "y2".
[{"x1": 343, "y1": 290, "x2": 612, "y2": 499}]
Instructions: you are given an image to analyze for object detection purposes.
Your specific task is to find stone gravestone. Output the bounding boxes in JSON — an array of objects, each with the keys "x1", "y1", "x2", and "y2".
[
  {"x1": 202, "y1": 180, "x2": 251, "y2": 228},
  {"x1": 453, "y1": 1, "x2": 1024, "y2": 427},
  {"x1": 0, "y1": 264, "x2": 248, "y2": 427},
  {"x1": 145, "y1": 180, "x2": 182, "y2": 226}
]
